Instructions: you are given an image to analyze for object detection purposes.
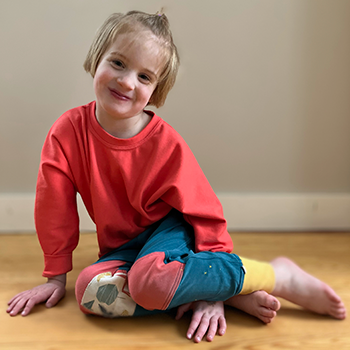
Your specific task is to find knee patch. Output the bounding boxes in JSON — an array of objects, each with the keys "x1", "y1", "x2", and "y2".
[
  {"x1": 79, "y1": 270, "x2": 136, "y2": 317},
  {"x1": 76, "y1": 261, "x2": 136, "y2": 317},
  {"x1": 128, "y1": 252, "x2": 184, "y2": 310}
]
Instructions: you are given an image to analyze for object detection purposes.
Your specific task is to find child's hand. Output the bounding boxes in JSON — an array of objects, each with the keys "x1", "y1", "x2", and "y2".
[
  {"x1": 175, "y1": 300, "x2": 226, "y2": 343},
  {"x1": 7, "y1": 275, "x2": 66, "y2": 316}
]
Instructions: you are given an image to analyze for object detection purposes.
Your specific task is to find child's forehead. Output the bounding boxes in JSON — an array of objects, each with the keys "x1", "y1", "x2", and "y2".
[
  {"x1": 108, "y1": 30, "x2": 167, "y2": 74},
  {"x1": 113, "y1": 28, "x2": 161, "y2": 50},
  {"x1": 112, "y1": 30, "x2": 166, "y2": 57}
]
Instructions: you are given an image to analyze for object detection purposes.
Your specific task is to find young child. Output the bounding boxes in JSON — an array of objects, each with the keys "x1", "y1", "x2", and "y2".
[{"x1": 7, "y1": 10, "x2": 346, "y2": 343}]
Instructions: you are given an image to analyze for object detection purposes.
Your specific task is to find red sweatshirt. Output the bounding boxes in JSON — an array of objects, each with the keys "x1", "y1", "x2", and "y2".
[{"x1": 35, "y1": 101, "x2": 233, "y2": 277}]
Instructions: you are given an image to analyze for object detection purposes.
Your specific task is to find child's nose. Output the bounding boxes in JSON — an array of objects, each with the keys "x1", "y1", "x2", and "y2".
[{"x1": 117, "y1": 72, "x2": 135, "y2": 90}]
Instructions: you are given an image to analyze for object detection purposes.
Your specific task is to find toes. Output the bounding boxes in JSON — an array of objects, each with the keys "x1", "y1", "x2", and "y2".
[
  {"x1": 254, "y1": 306, "x2": 277, "y2": 324},
  {"x1": 330, "y1": 305, "x2": 347, "y2": 320},
  {"x1": 259, "y1": 315, "x2": 274, "y2": 324},
  {"x1": 324, "y1": 285, "x2": 342, "y2": 303},
  {"x1": 259, "y1": 307, "x2": 276, "y2": 319},
  {"x1": 257, "y1": 291, "x2": 281, "y2": 311},
  {"x1": 266, "y1": 297, "x2": 280, "y2": 311}
]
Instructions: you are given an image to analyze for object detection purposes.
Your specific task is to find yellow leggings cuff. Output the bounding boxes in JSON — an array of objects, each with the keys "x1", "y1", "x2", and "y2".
[{"x1": 239, "y1": 257, "x2": 275, "y2": 295}]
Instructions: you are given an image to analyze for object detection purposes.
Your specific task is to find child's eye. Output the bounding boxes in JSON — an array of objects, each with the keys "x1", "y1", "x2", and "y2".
[
  {"x1": 113, "y1": 60, "x2": 124, "y2": 68},
  {"x1": 139, "y1": 74, "x2": 151, "y2": 83}
]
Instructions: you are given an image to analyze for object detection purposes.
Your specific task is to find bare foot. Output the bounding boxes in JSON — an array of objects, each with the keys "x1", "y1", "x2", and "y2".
[
  {"x1": 271, "y1": 257, "x2": 346, "y2": 320},
  {"x1": 225, "y1": 290, "x2": 281, "y2": 324}
]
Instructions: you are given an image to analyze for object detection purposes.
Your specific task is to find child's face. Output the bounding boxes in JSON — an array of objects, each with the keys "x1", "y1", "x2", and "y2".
[{"x1": 93, "y1": 30, "x2": 165, "y2": 123}]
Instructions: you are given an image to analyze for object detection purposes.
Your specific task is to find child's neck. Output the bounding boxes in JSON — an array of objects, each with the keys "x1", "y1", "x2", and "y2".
[{"x1": 96, "y1": 110, "x2": 152, "y2": 139}]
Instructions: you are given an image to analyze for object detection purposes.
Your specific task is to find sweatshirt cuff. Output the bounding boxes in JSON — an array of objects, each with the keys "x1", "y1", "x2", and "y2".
[{"x1": 42, "y1": 253, "x2": 73, "y2": 278}]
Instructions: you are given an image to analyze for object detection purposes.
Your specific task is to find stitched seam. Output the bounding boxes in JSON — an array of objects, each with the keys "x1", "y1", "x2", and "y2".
[{"x1": 162, "y1": 263, "x2": 184, "y2": 310}]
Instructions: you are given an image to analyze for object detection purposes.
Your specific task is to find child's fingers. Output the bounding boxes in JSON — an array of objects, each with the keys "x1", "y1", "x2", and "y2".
[
  {"x1": 7, "y1": 291, "x2": 28, "y2": 305},
  {"x1": 7, "y1": 297, "x2": 28, "y2": 316},
  {"x1": 206, "y1": 316, "x2": 219, "y2": 342},
  {"x1": 186, "y1": 311, "x2": 203, "y2": 340},
  {"x1": 7, "y1": 284, "x2": 66, "y2": 317},
  {"x1": 8, "y1": 286, "x2": 56, "y2": 316},
  {"x1": 19, "y1": 289, "x2": 54, "y2": 316},
  {"x1": 7, "y1": 297, "x2": 19, "y2": 310},
  {"x1": 217, "y1": 315, "x2": 227, "y2": 336},
  {"x1": 46, "y1": 286, "x2": 65, "y2": 308},
  {"x1": 7, "y1": 291, "x2": 32, "y2": 314},
  {"x1": 11, "y1": 295, "x2": 41, "y2": 316},
  {"x1": 21, "y1": 298, "x2": 37, "y2": 316},
  {"x1": 193, "y1": 315, "x2": 210, "y2": 343}
]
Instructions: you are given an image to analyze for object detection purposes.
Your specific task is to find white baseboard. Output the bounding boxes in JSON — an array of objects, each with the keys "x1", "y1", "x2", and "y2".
[
  {"x1": 0, "y1": 194, "x2": 36, "y2": 232},
  {"x1": 1, "y1": 193, "x2": 350, "y2": 232},
  {"x1": 0, "y1": 194, "x2": 96, "y2": 233},
  {"x1": 219, "y1": 193, "x2": 350, "y2": 231}
]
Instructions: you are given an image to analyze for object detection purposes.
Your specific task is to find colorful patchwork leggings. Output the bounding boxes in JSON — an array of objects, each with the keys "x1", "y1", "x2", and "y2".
[{"x1": 75, "y1": 210, "x2": 275, "y2": 317}]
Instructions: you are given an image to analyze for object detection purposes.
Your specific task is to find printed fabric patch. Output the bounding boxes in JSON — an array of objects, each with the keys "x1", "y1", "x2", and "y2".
[{"x1": 81, "y1": 270, "x2": 136, "y2": 317}]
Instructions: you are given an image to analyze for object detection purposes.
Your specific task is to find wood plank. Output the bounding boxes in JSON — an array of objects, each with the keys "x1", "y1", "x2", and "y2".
[{"x1": 1, "y1": 232, "x2": 349, "y2": 350}]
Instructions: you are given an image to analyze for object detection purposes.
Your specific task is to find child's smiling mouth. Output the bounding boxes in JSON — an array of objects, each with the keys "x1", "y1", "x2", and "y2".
[{"x1": 109, "y1": 88, "x2": 131, "y2": 101}]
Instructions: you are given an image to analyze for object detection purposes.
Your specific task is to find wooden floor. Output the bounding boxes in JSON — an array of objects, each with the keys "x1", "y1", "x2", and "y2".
[{"x1": 1, "y1": 231, "x2": 349, "y2": 350}]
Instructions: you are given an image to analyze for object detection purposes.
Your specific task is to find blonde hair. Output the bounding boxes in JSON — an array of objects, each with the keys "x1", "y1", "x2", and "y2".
[{"x1": 84, "y1": 11, "x2": 180, "y2": 108}]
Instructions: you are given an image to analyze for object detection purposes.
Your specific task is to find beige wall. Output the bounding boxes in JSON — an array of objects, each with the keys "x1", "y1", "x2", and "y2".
[{"x1": 1, "y1": 0, "x2": 350, "y2": 195}]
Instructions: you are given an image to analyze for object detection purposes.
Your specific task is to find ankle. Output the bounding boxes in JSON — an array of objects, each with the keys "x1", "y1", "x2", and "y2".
[{"x1": 270, "y1": 257, "x2": 292, "y2": 297}]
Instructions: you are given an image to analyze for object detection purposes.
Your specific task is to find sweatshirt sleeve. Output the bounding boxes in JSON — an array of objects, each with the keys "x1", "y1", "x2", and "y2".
[
  {"x1": 35, "y1": 120, "x2": 80, "y2": 278},
  {"x1": 155, "y1": 133, "x2": 233, "y2": 254}
]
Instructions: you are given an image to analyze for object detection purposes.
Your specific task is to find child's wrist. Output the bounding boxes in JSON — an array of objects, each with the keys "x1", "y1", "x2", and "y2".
[{"x1": 47, "y1": 273, "x2": 67, "y2": 286}]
